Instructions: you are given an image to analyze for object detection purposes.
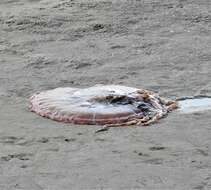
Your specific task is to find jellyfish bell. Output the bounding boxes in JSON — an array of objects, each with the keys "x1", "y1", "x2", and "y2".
[{"x1": 29, "y1": 85, "x2": 178, "y2": 126}]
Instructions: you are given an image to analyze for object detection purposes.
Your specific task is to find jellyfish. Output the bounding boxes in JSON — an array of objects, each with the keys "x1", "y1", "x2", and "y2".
[{"x1": 29, "y1": 85, "x2": 178, "y2": 127}]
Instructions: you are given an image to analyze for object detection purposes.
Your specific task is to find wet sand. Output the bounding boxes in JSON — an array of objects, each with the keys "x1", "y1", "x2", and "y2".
[{"x1": 0, "y1": 0, "x2": 211, "y2": 189}]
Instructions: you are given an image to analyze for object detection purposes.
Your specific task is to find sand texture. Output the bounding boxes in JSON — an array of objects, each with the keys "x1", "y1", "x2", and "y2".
[{"x1": 0, "y1": 0, "x2": 211, "y2": 189}]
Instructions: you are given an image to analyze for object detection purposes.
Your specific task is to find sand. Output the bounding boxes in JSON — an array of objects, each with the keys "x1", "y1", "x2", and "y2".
[{"x1": 0, "y1": 0, "x2": 211, "y2": 189}]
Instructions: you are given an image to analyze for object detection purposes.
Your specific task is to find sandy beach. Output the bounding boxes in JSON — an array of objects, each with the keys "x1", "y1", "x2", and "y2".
[{"x1": 0, "y1": 0, "x2": 211, "y2": 189}]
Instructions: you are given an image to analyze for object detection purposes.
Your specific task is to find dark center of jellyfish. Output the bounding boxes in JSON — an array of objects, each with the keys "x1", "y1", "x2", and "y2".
[
  {"x1": 92, "y1": 94, "x2": 133, "y2": 104},
  {"x1": 91, "y1": 94, "x2": 151, "y2": 115}
]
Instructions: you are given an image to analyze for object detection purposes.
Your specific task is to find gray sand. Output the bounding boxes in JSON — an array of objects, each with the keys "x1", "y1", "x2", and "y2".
[{"x1": 0, "y1": 0, "x2": 211, "y2": 189}]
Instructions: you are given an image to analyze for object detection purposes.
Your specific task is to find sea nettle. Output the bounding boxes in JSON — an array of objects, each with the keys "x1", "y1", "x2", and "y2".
[{"x1": 29, "y1": 85, "x2": 177, "y2": 126}]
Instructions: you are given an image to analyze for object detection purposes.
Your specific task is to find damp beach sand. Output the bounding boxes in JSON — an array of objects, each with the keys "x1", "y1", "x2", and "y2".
[{"x1": 0, "y1": 0, "x2": 211, "y2": 189}]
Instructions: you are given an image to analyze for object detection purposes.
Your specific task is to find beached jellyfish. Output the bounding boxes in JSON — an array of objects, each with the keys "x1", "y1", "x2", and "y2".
[{"x1": 29, "y1": 85, "x2": 178, "y2": 127}]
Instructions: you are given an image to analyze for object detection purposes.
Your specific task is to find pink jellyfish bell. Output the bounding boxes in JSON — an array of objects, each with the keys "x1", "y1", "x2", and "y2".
[{"x1": 29, "y1": 85, "x2": 177, "y2": 126}]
